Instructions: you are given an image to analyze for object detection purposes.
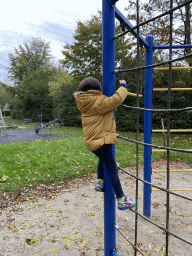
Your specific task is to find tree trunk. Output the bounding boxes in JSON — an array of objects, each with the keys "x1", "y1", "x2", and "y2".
[{"x1": 185, "y1": 1, "x2": 191, "y2": 65}]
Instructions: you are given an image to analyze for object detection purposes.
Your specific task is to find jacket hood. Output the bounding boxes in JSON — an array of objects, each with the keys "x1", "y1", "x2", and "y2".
[
  {"x1": 73, "y1": 90, "x2": 102, "y2": 97},
  {"x1": 74, "y1": 90, "x2": 102, "y2": 113}
]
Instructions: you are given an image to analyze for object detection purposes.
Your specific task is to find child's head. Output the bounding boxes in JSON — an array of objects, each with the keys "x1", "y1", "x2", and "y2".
[{"x1": 79, "y1": 77, "x2": 102, "y2": 92}]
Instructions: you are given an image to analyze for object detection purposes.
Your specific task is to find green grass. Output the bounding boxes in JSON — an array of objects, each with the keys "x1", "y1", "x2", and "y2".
[{"x1": 0, "y1": 117, "x2": 191, "y2": 193}]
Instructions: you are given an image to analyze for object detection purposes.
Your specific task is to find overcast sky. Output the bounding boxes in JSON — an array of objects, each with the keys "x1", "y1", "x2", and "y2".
[{"x1": 0, "y1": 0, "x2": 129, "y2": 85}]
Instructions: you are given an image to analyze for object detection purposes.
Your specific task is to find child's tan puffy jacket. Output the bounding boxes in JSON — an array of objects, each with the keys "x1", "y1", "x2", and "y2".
[{"x1": 74, "y1": 86, "x2": 128, "y2": 151}]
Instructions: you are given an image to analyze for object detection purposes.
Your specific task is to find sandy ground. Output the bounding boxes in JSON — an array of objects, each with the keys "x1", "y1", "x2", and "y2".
[{"x1": 0, "y1": 160, "x2": 192, "y2": 256}]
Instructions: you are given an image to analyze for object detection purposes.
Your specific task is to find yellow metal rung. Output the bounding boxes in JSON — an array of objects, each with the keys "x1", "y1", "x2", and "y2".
[
  {"x1": 127, "y1": 92, "x2": 143, "y2": 97},
  {"x1": 152, "y1": 149, "x2": 191, "y2": 152},
  {"x1": 154, "y1": 67, "x2": 192, "y2": 70},
  {"x1": 152, "y1": 169, "x2": 192, "y2": 172},
  {"x1": 152, "y1": 129, "x2": 192, "y2": 132},
  {"x1": 153, "y1": 88, "x2": 192, "y2": 91}
]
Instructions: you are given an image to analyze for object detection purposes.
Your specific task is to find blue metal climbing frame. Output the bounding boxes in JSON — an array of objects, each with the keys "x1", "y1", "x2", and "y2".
[
  {"x1": 102, "y1": 1, "x2": 152, "y2": 254},
  {"x1": 102, "y1": 0, "x2": 192, "y2": 255},
  {"x1": 102, "y1": 1, "x2": 116, "y2": 255}
]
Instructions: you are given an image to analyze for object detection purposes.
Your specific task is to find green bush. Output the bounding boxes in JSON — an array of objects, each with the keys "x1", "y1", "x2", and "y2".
[
  {"x1": 1, "y1": 110, "x2": 11, "y2": 116},
  {"x1": 152, "y1": 69, "x2": 192, "y2": 130},
  {"x1": 52, "y1": 85, "x2": 82, "y2": 127},
  {"x1": 49, "y1": 70, "x2": 82, "y2": 128}
]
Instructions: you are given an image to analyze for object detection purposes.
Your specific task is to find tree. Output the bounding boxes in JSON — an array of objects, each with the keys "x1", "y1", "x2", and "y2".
[
  {"x1": 49, "y1": 70, "x2": 81, "y2": 127},
  {"x1": 11, "y1": 68, "x2": 56, "y2": 120},
  {"x1": 60, "y1": 11, "x2": 147, "y2": 131},
  {"x1": 60, "y1": 11, "x2": 134, "y2": 84},
  {"x1": 49, "y1": 70, "x2": 74, "y2": 98},
  {"x1": 8, "y1": 37, "x2": 53, "y2": 85},
  {"x1": 0, "y1": 82, "x2": 13, "y2": 108},
  {"x1": 125, "y1": 0, "x2": 191, "y2": 56}
]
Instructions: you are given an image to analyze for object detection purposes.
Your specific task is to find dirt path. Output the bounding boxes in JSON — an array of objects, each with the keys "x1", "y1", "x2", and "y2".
[{"x1": 0, "y1": 160, "x2": 192, "y2": 256}]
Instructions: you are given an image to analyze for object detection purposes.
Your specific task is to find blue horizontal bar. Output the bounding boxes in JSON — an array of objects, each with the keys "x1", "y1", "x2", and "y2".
[
  {"x1": 114, "y1": 7, "x2": 150, "y2": 49},
  {"x1": 154, "y1": 44, "x2": 192, "y2": 50}
]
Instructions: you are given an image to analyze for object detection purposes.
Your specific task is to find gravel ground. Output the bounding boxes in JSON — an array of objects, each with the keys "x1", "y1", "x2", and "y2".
[{"x1": 0, "y1": 160, "x2": 192, "y2": 256}]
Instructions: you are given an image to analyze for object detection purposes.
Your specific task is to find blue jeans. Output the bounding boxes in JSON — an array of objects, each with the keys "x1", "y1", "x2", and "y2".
[{"x1": 92, "y1": 144, "x2": 124, "y2": 198}]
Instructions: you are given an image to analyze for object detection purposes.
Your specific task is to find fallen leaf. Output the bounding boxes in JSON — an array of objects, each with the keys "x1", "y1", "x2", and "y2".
[
  {"x1": 26, "y1": 238, "x2": 41, "y2": 246},
  {"x1": 94, "y1": 232, "x2": 103, "y2": 237},
  {"x1": 175, "y1": 211, "x2": 185, "y2": 216},
  {"x1": 87, "y1": 212, "x2": 96, "y2": 216},
  {"x1": 120, "y1": 227, "x2": 126, "y2": 232},
  {"x1": 153, "y1": 246, "x2": 161, "y2": 253},
  {"x1": 0, "y1": 175, "x2": 10, "y2": 182},
  {"x1": 153, "y1": 202, "x2": 161, "y2": 208},
  {"x1": 78, "y1": 237, "x2": 85, "y2": 244},
  {"x1": 182, "y1": 222, "x2": 190, "y2": 226}
]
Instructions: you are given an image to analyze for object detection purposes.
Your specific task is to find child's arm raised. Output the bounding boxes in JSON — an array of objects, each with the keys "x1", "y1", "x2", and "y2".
[{"x1": 92, "y1": 81, "x2": 129, "y2": 114}]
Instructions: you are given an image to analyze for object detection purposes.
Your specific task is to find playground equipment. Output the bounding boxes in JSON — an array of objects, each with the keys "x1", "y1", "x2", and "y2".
[
  {"x1": 152, "y1": 169, "x2": 192, "y2": 172},
  {"x1": 0, "y1": 108, "x2": 18, "y2": 133},
  {"x1": 127, "y1": 92, "x2": 143, "y2": 97},
  {"x1": 0, "y1": 106, "x2": 7, "y2": 136},
  {"x1": 35, "y1": 115, "x2": 63, "y2": 135},
  {"x1": 154, "y1": 67, "x2": 192, "y2": 70},
  {"x1": 153, "y1": 88, "x2": 192, "y2": 91},
  {"x1": 102, "y1": 0, "x2": 192, "y2": 255},
  {"x1": 152, "y1": 129, "x2": 192, "y2": 132},
  {"x1": 152, "y1": 64, "x2": 192, "y2": 189}
]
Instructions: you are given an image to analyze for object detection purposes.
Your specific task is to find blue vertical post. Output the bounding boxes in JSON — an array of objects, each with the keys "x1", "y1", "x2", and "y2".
[
  {"x1": 102, "y1": 0, "x2": 119, "y2": 255},
  {"x1": 143, "y1": 35, "x2": 153, "y2": 218}
]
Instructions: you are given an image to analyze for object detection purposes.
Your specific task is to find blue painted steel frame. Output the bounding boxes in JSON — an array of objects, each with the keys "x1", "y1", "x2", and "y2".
[
  {"x1": 114, "y1": 7, "x2": 149, "y2": 49},
  {"x1": 154, "y1": 44, "x2": 192, "y2": 49},
  {"x1": 102, "y1": 0, "x2": 153, "y2": 254},
  {"x1": 108, "y1": 0, "x2": 119, "y2": 5},
  {"x1": 143, "y1": 35, "x2": 154, "y2": 217},
  {"x1": 143, "y1": 42, "x2": 192, "y2": 217},
  {"x1": 103, "y1": 6, "x2": 192, "y2": 252},
  {"x1": 102, "y1": 0, "x2": 119, "y2": 255}
]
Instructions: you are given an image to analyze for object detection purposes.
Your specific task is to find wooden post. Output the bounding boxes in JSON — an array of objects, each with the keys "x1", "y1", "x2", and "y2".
[{"x1": 161, "y1": 118, "x2": 166, "y2": 159}]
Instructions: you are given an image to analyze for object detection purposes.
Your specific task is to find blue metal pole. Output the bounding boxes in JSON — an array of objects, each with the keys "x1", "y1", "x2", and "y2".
[
  {"x1": 114, "y1": 7, "x2": 150, "y2": 49},
  {"x1": 102, "y1": 0, "x2": 119, "y2": 255},
  {"x1": 154, "y1": 44, "x2": 192, "y2": 50},
  {"x1": 143, "y1": 34, "x2": 154, "y2": 218}
]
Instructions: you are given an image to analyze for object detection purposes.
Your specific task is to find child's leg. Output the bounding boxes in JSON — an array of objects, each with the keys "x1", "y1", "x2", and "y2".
[
  {"x1": 92, "y1": 152, "x2": 104, "y2": 192},
  {"x1": 97, "y1": 158, "x2": 104, "y2": 180},
  {"x1": 93, "y1": 144, "x2": 124, "y2": 198},
  {"x1": 93, "y1": 145, "x2": 135, "y2": 209}
]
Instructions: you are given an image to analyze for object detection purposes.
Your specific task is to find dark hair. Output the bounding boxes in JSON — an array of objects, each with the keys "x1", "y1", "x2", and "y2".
[{"x1": 79, "y1": 77, "x2": 102, "y2": 92}]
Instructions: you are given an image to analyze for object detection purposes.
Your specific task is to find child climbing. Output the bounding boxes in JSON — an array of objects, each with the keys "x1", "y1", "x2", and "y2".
[{"x1": 74, "y1": 77, "x2": 135, "y2": 210}]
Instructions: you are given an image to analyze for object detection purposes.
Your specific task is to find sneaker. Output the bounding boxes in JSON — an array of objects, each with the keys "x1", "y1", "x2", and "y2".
[
  {"x1": 118, "y1": 196, "x2": 135, "y2": 210},
  {"x1": 95, "y1": 181, "x2": 104, "y2": 192}
]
